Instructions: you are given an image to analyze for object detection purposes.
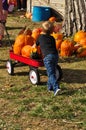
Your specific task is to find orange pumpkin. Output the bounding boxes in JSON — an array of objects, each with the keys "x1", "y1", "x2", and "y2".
[
  {"x1": 56, "y1": 39, "x2": 62, "y2": 50},
  {"x1": 77, "y1": 49, "x2": 86, "y2": 57},
  {"x1": 79, "y1": 38, "x2": 86, "y2": 46},
  {"x1": 25, "y1": 12, "x2": 32, "y2": 19},
  {"x1": 51, "y1": 32, "x2": 63, "y2": 40},
  {"x1": 60, "y1": 39, "x2": 74, "y2": 57},
  {"x1": 31, "y1": 31, "x2": 40, "y2": 41},
  {"x1": 21, "y1": 45, "x2": 32, "y2": 57},
  {"x1": 74, "y1": 30, "x2": 86, "y2": 43},
  {"x1": 73, "y1": 43, "x2": 82, "y2": 52},
  {"x1": 49, "y1": 16, "x2": 56, "y2": 22},
  {"x1": 13, "y1": 45, "x2": 22, "y2": 55},
  {"x1": 13, "y1": 34, "x2": 25, "y2": 55},
  {"x1": 25, "y1": 35, "x2": 35, "y2": 46},
  {"x1": 32, "y1": 28, "x2": 42, "y2": 34}
]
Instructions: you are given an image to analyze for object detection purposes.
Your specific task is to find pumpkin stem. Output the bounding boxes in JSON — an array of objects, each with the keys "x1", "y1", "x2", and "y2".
[{"x1": 23, "y1": 26, "x2": 30, "y2": 35}]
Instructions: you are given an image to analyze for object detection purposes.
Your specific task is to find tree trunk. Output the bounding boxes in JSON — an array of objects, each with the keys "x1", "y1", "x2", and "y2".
[{"x1": 63, "y1": 0, "x2": 86, "y2": 36}]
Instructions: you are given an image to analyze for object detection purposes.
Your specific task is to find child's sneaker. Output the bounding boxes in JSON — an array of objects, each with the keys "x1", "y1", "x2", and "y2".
[{"x1": 54, "y1": 88, "x2": 60, "y2": 96}]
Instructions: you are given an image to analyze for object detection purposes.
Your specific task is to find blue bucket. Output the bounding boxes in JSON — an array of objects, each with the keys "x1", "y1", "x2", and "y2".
[{"x1": 32, "y1": 6, "x2": 51, "y2": 22}]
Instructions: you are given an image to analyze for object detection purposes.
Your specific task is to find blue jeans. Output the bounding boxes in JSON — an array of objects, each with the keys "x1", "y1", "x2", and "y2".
[{"x1": 43, "y1": 54, "x2": 59, "y2": 92}]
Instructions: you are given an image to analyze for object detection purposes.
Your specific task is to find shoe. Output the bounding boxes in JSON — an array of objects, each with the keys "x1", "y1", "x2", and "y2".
[
  {"x1": 17, "y1": 9, "x2": 21, "y2": 11},
  {"x1": 21, "y1": 8, "x2": 24, "y2": 11},
  {"x1": 54, "y1": 88, "x2": 60, "y2": 96},
  {"x1": 47, "y1": 85, "x2": 53, "y2": 91}
]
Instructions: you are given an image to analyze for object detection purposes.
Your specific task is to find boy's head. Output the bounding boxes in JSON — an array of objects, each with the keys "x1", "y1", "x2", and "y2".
[{"x1": 42, "y1": 21, "x2": 54, "y2": 33}]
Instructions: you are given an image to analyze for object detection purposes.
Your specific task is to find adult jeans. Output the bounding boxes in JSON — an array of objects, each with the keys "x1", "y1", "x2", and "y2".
[
  {"x1": 17, "y1": 0, "x2": 26, "y2": 9},
  {"x1": 43, "y1": 54, "x2": 59, "y2": 92}
]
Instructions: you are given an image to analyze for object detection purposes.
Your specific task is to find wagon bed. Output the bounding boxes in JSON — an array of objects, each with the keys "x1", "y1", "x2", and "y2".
[{"x1": 6, "y1": 50, "x2": 62, "y2": 85}]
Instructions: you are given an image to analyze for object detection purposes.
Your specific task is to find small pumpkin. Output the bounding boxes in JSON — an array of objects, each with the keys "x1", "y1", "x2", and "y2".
[
  {"x1": 49, "y1": 16, "x2": 56, "y2": 22},
  {"x1": 77, "y1": 47, "x2": 86, "y2": 57},
  {"x1": 74, "y1": 30, "x2": 86, "y2": 43},
  {"x1": 25, "y1": 12, "x2": 32, "y2": 19}
]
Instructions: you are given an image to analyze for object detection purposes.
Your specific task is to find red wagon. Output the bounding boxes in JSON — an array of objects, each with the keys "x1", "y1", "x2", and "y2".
[{"x1": 6, "y1": 50, "x2": 62, "y2": 85}]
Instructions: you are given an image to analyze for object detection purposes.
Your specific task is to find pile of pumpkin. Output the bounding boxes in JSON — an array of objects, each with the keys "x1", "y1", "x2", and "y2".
[
  {"x1": 51, "y1": 30, "x2": 86, "y2": 57},
  {"x1": 13, "y1": 18, "x2": 86, "y2": 58},
  {"x1": 13, "y1": 26, "x2": 43, "y2": 59}
]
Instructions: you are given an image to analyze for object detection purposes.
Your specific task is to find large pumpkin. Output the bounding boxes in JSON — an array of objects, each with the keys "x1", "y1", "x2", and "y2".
[
  {"x1": 25, "y1": 35, "x2": 35, "y2": 46},
  {"x1": 56, "y1": 39, "x2": 62, "y2": 50},
  {"x1": 21, "y1": 45, "x2": 32, "y2": 57},
  {"x1": 13, "y1": 34, "x2": 25, "y2": 55},
  {"x1": 31, "y1": 28, "x2": 42, "y2": 41},
  {"x1": 21, "y1": 45, "x2": 38, "y2": 58},
  {"x1": 31, "y1": 31, "x2": 40, "y2": 41},
  {"x1": 60, "y1": 39, "x2": 74, "y2": 57},
  {"x1": 74, "y1": 30, "x2": 86, "y2": 43}
]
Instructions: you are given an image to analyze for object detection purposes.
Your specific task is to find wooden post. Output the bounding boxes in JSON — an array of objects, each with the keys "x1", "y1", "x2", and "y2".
[
  {"x1": 27, "y1": 0, "x2": 32, "y2": 12},
  {"x1": 63, "y1": 0, "x2": 86, "y2": 36}
]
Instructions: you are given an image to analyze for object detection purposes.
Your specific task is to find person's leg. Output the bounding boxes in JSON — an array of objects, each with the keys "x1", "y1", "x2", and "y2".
[
  {"x1": 2, "y1": 10, "x2": 8, "y2": 21},
  {"x1": 17, "y1": 0, "x2": 21, "y2": 10},
  {"x1": 44, "y1": 54, "x2": 60, "y2": 94},
  {"x1": 0, "y1": 23, "x2": 4, "y2": 47},
  {"x1": 22, "y1": 0, "x2": 27, "y2": 9}
]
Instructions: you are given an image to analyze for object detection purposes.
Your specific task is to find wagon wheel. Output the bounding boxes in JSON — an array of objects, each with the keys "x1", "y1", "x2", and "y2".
[
  {"x1": 56, "y1": 64, "x2": 63, "y2": 81},
  {"x1": 29, "y1": 67, "x2": 40, "y2": 85},
  {"x1": 6, "y1": 60, "x2": 14, "y2": 75}
]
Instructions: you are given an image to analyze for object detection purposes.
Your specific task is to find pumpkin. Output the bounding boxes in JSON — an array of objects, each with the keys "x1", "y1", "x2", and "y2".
[
  {"x1": 21, "y1": 45, "x2": 38, "y2": 58},
  {"x1": 49, "y1": 16, "x2": 56, "y2": 22},
  {"x1": 32, "y1": 28, "x2": 42, "y2": 34},
  {"x1": 13, "y1": 45, "x2": 22, "y2": 55},
  {"x1": 31, "y1": 31, "x2": 40, "y2": 41},
  {"x1": 21, "y1": 45, "x2": 32, "y2": 57},
  {"x1": 79, "y1": 38, "x2": 86, "y2": 46},
  {"x1": 60, "y1": 39, "x2": 74, "y2": 57},
  {"x1": 73, "y1": 43, "x2": 82, "y2": 53},
  {"x1": 25, "y1": 12, "x2": 32, "y2": 19},
  {"x1": 74, "y1": 30, "x2": 86, "y2": 43},
  {"x1": 31, "y1": 28, "x2": 42, "y2": 41},
  {"x1": 56, "y1": 39, "x2": 62, "y2": 50},
  {"x1": 25, "y1": 35, "x2": 35, "y2": 46},
  {"x1": 13, "y1": 34, "x2": 25, "y2": 55},
  {"x1": 77, "y1": 49, "x2": 86, "y2": 57},
  {"x1": 51, "y1": 32, "x2": 63, "y2": 40}
]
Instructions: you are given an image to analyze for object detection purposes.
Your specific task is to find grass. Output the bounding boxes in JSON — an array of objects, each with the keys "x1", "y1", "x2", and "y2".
[{"x1": 0, "y1": 11, "x2": 86, "y2": 130}]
